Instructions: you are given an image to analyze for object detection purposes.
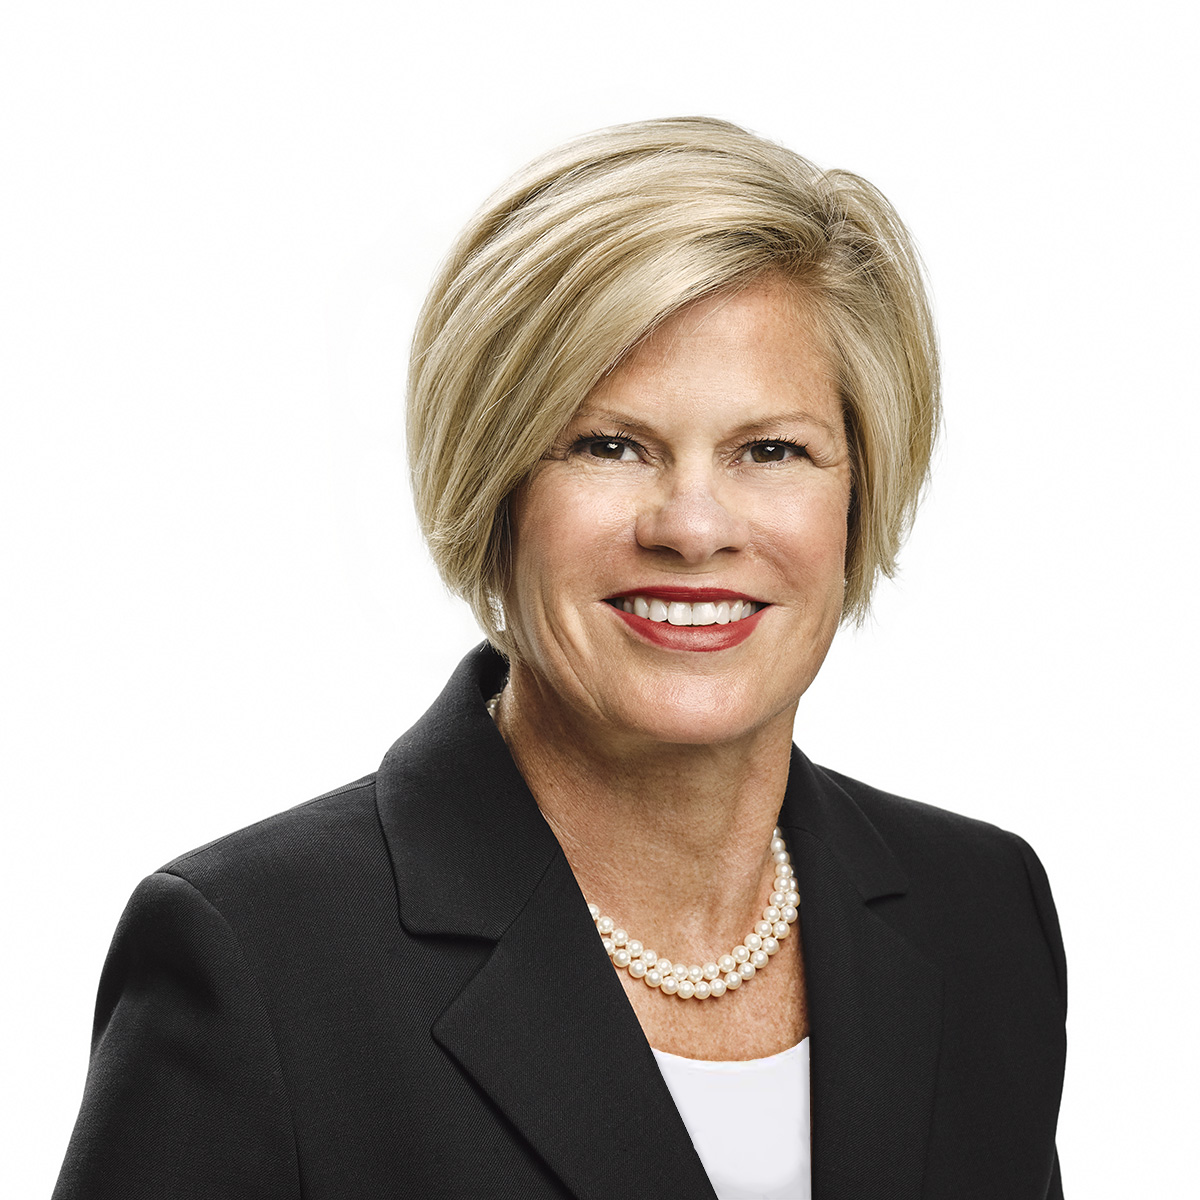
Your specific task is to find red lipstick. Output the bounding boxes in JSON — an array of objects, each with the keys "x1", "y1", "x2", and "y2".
[
  {"x1": 607, "y1": 603, "x2": 767, "y2": 652},
  {"x1": 606, "y1": 586, "x2": 761, "y2": 603}
]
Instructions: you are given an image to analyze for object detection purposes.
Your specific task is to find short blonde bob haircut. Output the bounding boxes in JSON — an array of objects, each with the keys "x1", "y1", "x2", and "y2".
[{"x1": 407, "y1": 117, "x2": 939, "y2": 654}]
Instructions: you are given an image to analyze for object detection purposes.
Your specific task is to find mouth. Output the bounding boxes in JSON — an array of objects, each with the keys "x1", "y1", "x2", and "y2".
[
  {"x1": 603, "y1": 588, "x2": 769, "y2": 651},
  {"x1": 604, "y1": 592, "x2": 766, "y2": 626}
]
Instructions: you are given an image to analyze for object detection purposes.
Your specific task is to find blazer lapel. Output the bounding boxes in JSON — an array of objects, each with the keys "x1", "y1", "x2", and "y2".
[
  {"x1": 781, "y1": 751, "x2": 943, "y2": 1200},
  {"x1": 433, "y1": 852, "x2": 716, "y2": 1199},
  {"x1": 376, "y1": 645, "x2": 715, "y2": 1200}
]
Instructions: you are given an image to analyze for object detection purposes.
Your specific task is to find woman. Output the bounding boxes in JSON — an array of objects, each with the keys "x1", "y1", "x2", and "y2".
[{"x1": 55, "y1": 118, "x2": 1066, "y2": 1199}]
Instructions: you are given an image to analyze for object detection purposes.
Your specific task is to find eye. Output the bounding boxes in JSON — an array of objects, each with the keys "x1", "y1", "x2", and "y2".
[
  {"x1": 741, "y1": 440, "x2": 807, "y2": 464},
  {"x1": 574, "y1": 434, "x2": 640, "y2": 462}
]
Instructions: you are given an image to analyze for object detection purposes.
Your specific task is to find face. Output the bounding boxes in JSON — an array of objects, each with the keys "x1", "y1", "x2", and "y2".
[{"x1": 505, "y1": 274, "x2": 853, "y2": 750}]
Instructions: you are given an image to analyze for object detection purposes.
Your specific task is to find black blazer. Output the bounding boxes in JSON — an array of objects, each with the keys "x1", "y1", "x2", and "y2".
[{"x1": 55, "y1": 644, "x2": 1066, "y2": 1199}]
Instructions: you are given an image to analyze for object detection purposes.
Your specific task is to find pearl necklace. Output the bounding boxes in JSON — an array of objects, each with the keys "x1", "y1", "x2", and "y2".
[
  {"x1": 589, "y1": 827, "x2": 798, "y2": 1000},
  {"x1": 486, "y1": 688, "x2": 800, "y2": 1000}
]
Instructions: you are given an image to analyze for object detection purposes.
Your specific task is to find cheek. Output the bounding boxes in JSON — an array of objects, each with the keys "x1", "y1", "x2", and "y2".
[
  {"x1": 509, "y1": 478, "x2": 631, "y2": 608},
  {"x1": 757, "y1": 489, "x2": 850, "y2": 590}
]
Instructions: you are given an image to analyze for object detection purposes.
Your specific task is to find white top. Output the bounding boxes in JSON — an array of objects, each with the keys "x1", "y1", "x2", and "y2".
[{"x1": 652, "y1": 1038, "x2": 811, "y2": 1200}]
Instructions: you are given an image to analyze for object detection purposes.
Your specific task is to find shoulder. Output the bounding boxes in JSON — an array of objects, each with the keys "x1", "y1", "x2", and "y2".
[
  {"x1": 819, "y1": 765, "x2": 1046, "y2": 884},
  {"x1": 164, "y1": 773, "x2": 379, "y2": 875},
  {"x1": 817, "y1": 765, "x2": 1067, "y2": 1006},
  {"x1": 147, "y1": 773, "x2": 391, "y2": 939}
]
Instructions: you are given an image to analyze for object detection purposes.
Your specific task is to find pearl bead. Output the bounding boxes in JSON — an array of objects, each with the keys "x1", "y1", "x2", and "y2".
[
  {"x1": 745, "y1": 934, "x2": 763, "y2": 951},
  {"x1": 703, "y1": 962, "x2": 720, "y2": 981},
  {"x1": 613, "y1": 949, "x2": 631, "y2": 968},
  {"x1": 613, "y1": 929, "x2": 628, "y2": 947},
  {"x1": 661, "y1": 976, "x2": 679, "y2": 995},
  {"x1": 672, "y1": 963, "x2": 689, "y2": 980},
  {"x1": 778, "y1": 863, "x2": 793, "y2": 878},
  {"x1": 627, "y1": 940, "x2": 643, "y2": 958},
  {"x1": 738, "y1": 961, "x2": 756, "y2": 980},
  {"x1": 718, "y1": 954, "x2": 736, "y2": 974},
  {"x1": 786, "y1": 891, "x2": 799, "y2": 907},
  {"x1": 602, "y1": 937, "x2": 615, "y2": 955},
  {"x1": 770, "y1": 891, "x2": 785, "y2": 907},
  {"x1": 751, "y1": 949, "x2": 769, "y2": 969},
  {"x1": 763, "y1": 906, "x2": 781, "y2": 923},
  {"x1": 755, "y1": 921, "x2": 773, "y2": 938},
  {"x1": 771, "y1": 837, "x2": 786, "y2": 853},
  {"x1": 709, "y1": 978, "x2": 727, "y2": 997},
  {"x1": 773, "y1": 826, "x2": 782, "y2": 838},
  {"x1": 687, "y1": 966, "x2": 704, "y2": 983},
  {"x1": 597, "y1": 917, "x2": 614, "y2": 935},
  {"x1": 732, "y1": 945, "x2": 750, "y2": 963},
  {"x1": 724, "y1": 971, "x2": 742, "y2": 989},
  {"x1": 773, "y1": 850, "x2": 790, "y2": 865},
  {"x1": 588, "y1": 903, "x2": 600, "y2": 919},
  {"x1": 773, "y1": 921, "x2": 789, "y2": 938},
  {"x1": 763, "y1": 936, "x2": 780, "y2": 955},
  {"x1": 641, "y1": 949, "x2": 658, "y2": 967},
  {"x1": 781, "y1": 905, "x2": 798, "y2": 924},
  {"x1": 645, "y1": 969, "x2": 663, "y2": 988},
  {"x1": 693, "y1": 980, "x2": 711, "y2": 1000},
  {"x1": 676, "y1": 980, "x2": 695, "y2": 999},
  {"x1": 629, "y1": 959, "x2": 647, "y2": 978}
]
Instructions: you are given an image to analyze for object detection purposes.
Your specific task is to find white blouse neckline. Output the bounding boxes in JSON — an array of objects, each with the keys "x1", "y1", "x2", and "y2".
[
  {"x1": 651, "y1": 1036, "x2": 809, "y2": 1069},
  {"x1": 652, "y1": 1036, "x2": 811, "y2": 1198}
]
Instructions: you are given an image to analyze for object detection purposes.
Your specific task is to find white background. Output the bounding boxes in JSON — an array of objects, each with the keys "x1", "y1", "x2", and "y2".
[{"x1": 3, "y1": 2, "x2": 1196, "y2": 1194}]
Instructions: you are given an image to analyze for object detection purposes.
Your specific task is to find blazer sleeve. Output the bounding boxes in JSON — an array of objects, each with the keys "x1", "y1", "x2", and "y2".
[
  {"x1": 1014, "y1": 834, "x2": 1068, "y2": 1015},
  {"x1": 1015, "y1": 834, "x2": 1068, "y2": 1200},
  {"x1": 54, "y1": 871, "x2": 299, "y2": 1200}
]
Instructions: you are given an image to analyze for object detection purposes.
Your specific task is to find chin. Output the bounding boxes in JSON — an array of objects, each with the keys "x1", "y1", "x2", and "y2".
[{"x1": 599, "y1": 675, "x2": 794, "y2": 749}]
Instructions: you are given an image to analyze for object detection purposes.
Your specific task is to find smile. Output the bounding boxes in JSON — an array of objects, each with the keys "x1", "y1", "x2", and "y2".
[
  {"x1": 603, "y1": 589, "x2": 769, "y2": 652},
  {"x1": 605, "y1": 595, "x2": 764, "y2": 626}
]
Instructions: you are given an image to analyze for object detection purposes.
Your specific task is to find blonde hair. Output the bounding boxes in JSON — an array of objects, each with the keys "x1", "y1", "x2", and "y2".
[{"x1": 407, "y1": 117, "x2": 940, "y2": 653}]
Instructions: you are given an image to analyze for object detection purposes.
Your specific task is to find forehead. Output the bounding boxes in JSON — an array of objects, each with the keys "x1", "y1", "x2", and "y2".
[{"x1": 578, "y1": 274, "x2": 840, "y2": 429}]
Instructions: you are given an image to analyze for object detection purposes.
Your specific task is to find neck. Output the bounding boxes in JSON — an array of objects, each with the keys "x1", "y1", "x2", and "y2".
[{"x1": 496, "y1": 661, "x2": 796, "y2": 962}]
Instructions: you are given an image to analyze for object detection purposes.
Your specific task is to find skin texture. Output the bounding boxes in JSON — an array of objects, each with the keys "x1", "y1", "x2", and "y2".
[{"x1": 497, "y1": 274, "x2": 851, "y2": 1058}]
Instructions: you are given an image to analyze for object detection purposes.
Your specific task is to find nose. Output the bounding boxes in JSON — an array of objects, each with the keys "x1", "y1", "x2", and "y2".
[{"x1": 634, "y1": 470, "x2": 749, "y2": 565}]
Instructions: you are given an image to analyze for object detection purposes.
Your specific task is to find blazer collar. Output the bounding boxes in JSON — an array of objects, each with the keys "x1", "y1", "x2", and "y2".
[
  {"x1": 778, "y1": 750, "x2": 909, "y2": 901},
  {"x1": 376, "y1": 643, "x2": 556, "y2": 940},
  {"x1": 377, "y1": 644, "x2": 943, "y2": 1200},
  {"x1": 378, "y1": 643, "x2": 911, "y2": 936}
]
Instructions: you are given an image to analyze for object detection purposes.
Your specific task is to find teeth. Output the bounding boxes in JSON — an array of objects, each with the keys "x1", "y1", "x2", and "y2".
[
  {"x1": 667, "y1": 602, "x2": 691, "y2": 626},
  {"x1": 617, "y1": 596, "x2": 760, "y2": 625}
]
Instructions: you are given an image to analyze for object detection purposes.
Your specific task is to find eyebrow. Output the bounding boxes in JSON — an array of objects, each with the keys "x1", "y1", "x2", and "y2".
[{"x1": 576, "y1": 407, "x2": 844, "y2": 440}]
